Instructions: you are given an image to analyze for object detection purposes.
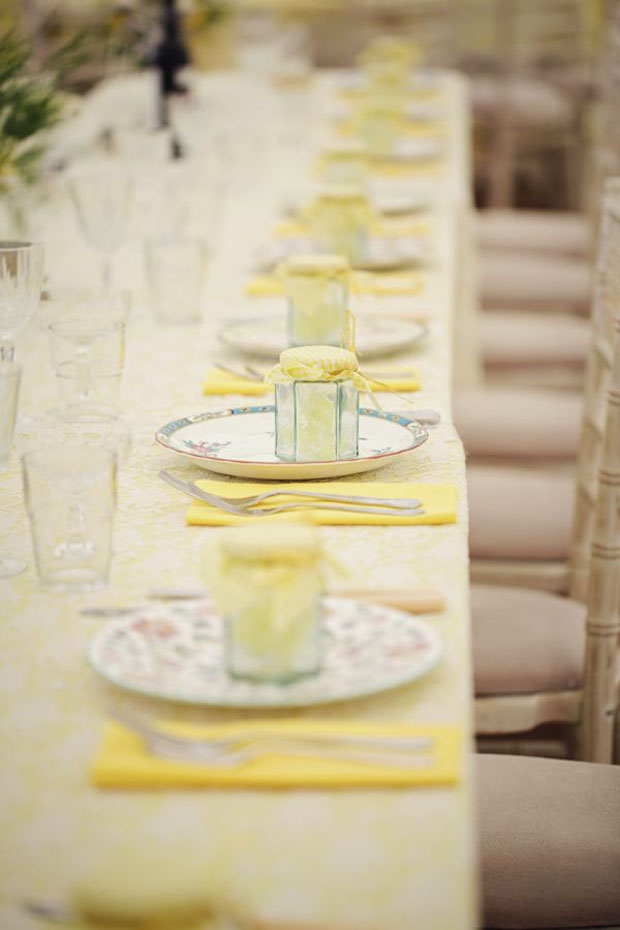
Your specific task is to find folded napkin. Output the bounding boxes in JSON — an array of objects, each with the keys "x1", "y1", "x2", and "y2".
[
  {"x1": 273, "y1": 218, "x2": 430, "y2": 239},
  {"x1": 337, "y1": 87, "x2": 443, "y2": 104},
  {"x1": 373, "y1": 160, "x2": 442, "y2": 178},
  {"x1": 336, "y1": 119, "x2": 447, "y2": 139},
  {"x1": 203, "y1": 365, "x2": 421, "y2": 396},
  {"x1": 185, "y1": 481, "x2": 457, "y2": 527},
  {"x1": 245, "y1": 270, "x2": 425, "y2": 298},
  {"x1": 92, "y1": 719, "x2": 461, "y2": 789}
]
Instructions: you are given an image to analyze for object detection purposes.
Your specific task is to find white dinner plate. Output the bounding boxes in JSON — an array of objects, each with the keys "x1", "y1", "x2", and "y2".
[
  {"x1": 372, "y1": 137, "x2": 443, "y2": 163},
  {"x1": 254, "y1": 236, "x2": 431, "y2": 274},
  {"x1": 217, "y1": 315, "x2": 428, "y2": 361},
  {"x1": 87, "y1": 597, "x2": 442, "y2": 708},
  {"x1": 155, "y1": 406, "x2": 428, "y2": 479}
]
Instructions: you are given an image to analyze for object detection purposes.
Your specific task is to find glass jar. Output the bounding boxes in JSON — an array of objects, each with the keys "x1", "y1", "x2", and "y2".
[
  {"x1": 308, "y1": 187, "x2": 372, "y2": 265},
  {"x1": 321, "y1": 142, "x2": 368, "y2": 187},
  {"x1": 213, "y1": 523, "x2": 324, "y2": 683},
  {"x1": 275, "y1": 379, "x2": 359, "y2": 462},
  {"x1": 356, "y1": 100, "x2": 404, "y2": 157},
  {"x1": 285, "y1": 254, "x2": 349, "y2": 347}
]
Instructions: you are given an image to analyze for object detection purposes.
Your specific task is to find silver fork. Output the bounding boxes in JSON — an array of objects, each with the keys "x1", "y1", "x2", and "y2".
[
  {"x1": 159, "y1": 470, "x2": 424, "y2": 514},
  {"x1": 112, "y1": 710, "x2": 434, "y2": 769}
]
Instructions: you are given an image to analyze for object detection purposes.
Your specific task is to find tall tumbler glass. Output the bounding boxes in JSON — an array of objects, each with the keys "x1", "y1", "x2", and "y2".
[
  {"x1": 144, "y1": 237, "x2": 207, "y2": 324},
  {"x1": 23, "y1": 446, "x2": 117, "y2": 592}
]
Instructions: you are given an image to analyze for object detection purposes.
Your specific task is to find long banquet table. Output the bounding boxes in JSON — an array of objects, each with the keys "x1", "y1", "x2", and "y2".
[{"x1": 0, "y1": 68, "x2": 478, "y2": 929}]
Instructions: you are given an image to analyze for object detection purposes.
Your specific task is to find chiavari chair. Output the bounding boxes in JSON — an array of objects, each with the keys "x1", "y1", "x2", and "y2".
[{"x1": 472, "y1": 179, "x2": 620, "y2": 760}]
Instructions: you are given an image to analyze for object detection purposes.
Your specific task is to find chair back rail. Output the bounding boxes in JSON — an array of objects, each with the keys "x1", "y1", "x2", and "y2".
[
  {"x1": 569, "y1": 180, "x2": 620, "y2": 600},
  {"x1": 581, "y1": 205, "x2": 620, "y2": 759}
]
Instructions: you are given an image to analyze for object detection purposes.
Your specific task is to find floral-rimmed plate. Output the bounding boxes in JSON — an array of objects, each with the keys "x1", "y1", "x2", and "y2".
[
  {"x1": 217, "y1": 315, "x2": 428, "y2": 361},
  {"x1": 155, "y1": 406, "x2": 428, "y2": 479},
  {"x1": 87, "y1": 597, "x2": 442, "y2": 708}
]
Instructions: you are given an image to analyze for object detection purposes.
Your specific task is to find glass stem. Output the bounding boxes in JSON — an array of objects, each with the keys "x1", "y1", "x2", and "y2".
[
  {"x1": 0, "y1": 340, "x2": 15, "y2": 362},
  {"x1": 101, "y1": 255, "x2": 112, "y2": 294}
]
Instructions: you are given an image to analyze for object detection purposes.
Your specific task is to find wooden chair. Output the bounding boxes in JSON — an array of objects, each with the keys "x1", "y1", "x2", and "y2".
[
  {"x1": 472, "y1": 179, "x2": 620, "y2": 762},
  {"x1": 467, "y1": 186, "x2": 617, "y2": 593}
]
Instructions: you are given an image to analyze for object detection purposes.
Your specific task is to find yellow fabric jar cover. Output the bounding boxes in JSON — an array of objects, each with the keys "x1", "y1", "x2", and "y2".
[
  {"x1": 284, "y1": 253, "x2": 350, "y2": 281},
  {"x1": 358, "y1": 36, "x2": 421, "y2": 69},
  {"x1": 265, "y1": 345, "x2": 368, "y2": 391},
  {"x1": 305, "y1": 185, "x2": 375, "y2": 227}
]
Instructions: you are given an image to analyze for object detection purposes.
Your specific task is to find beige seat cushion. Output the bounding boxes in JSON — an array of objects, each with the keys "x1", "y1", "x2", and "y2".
[
  {"x1": 454, "y1": 388, "x2": 582, "y2": 461},
  {"x1": 476, "y1": 210, "x2": 589, "y2": 258},
  {"x1": 468, "y1": 466, "x2": 574, "y2": 560},
  {"x1": 472, "y1": 584, "x2": 585, "y2": 695},
  {"x1": 479, "y1": 312, "x2": 589, "y2": 368},
  {"x1": 472, "y1": 77, "x2": 573, "y2": 128},
  {"x1": 479, "y1": 253, "x2": 590, "y2": 311},
  {"x1": 477, "y1": 753, "x2": 620, "y2": 928}
]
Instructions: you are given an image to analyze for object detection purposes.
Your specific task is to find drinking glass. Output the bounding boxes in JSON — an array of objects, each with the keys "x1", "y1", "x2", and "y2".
[
  {"x1": 0, "y1": 241, "x2": 44, "y2": 362},
  {"x1": 49, "y1": 317, "x2": 126, "y2": 421},
  {"x1": 38, "y1": 286, "x2": 131, "y2": 331},
  {"x1": 68, "y1": 169, "x2": 133, "y2": 292},
  {"x1": 144, "y1": 237, "x2": 207, "y2": 324},
  {"x1": 22, "y1": 446, "x2": 117, "y2": 592},
  {"x1": 0, "y1": 361, "x2": 24, "y2": 578},
  {"x1": 0, "y1": 361, "x2": 21, "y2": 472}
]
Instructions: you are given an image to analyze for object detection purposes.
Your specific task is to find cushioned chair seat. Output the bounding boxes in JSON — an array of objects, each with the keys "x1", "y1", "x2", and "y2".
[
  {"x1": 468, "y1": 466, "x2": 574, "y2": 560},
  {"x1": 472, "y1": 584, "x2": 585, "y2": 695},
  {"x1": 479, "y1": 253, "x2": 591, "y2": 311},
  {"x1": 476, "y1": 210, "x2": 590, "y2": 258},
  {"x1": 472, "y1": 77, "x2": 573, "y2": 128},
  {"x1": 454, "y1": 388, "x2": 582, "y2": 461},
  {"x1": 477, "y1": 754, "x2": 620, "y2": 928},
  {"x1": 479, "y1": 312, "x2": 590, "y2": 368}
]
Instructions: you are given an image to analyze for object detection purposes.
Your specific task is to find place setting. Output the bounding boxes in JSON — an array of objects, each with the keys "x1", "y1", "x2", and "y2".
[{"x1": 86, "y1": 520, "x2": 458, "y2": 791}]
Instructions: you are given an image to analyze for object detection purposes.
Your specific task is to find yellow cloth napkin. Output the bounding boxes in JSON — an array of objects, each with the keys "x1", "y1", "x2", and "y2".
[
  {"x1": 92, "y1": 719, "x2": 462, "y2": 789},
  {"x1": 338, "y1": 87, "x2": 442, "y2": 104},
  {"x1": 185, "y1": 481, "x2": 457, "y2": 527},
  {"x1": 336, "y1": 119, "x2": 447, "y2": 139},
  {"x1": 373, "y1": 159, "x2": 442, "y2": 178},
  {"x1": 245, "y1": 270, "x2": 425, "y2": 297},
  {"x1": 203, "y1": 366, "x2": 421, "y2": 396},
  {"x1": 273, "y1": 218, "x2": 430, "y2": 238}
]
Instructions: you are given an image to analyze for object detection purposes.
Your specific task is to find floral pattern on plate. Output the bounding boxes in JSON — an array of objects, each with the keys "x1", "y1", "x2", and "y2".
[
  {"x1": 87, "y1": 597, "x2": 442, "y2": 708},
  {"x1": 155, "y1": 406, "x2": 428, "y2": 479}
]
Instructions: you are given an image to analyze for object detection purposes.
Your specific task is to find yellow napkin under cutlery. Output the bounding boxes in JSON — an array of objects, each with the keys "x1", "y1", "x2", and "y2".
[
  {"x1": 245, "y1": 270, "x2": 425, "y2": 298},
  {"x1": 92, "y1": 719, "x2": 462, "y2": 789},
  {"x1": 185, "y1": 481, "x2": 457, "y2": 527},
  {"x1": 203, "y1": 365, "x2": 421, "y2": 396},
  {"x1": 273, "y1": 218, "x2": 430, "y2": 239}
]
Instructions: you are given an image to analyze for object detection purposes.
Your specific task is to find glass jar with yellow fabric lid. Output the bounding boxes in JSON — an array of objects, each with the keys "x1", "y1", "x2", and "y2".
[
  {"x1": 211, "y1": 521, "x2": 325, "y2": 683},
  {"x1": 358, "y1": 35, "x2": 421, "y2": 71},
  {"x1": 284, "y1": 253, "x2": 350, "y2": 348},
  {"x1": 355, "y1": 97, "x2": 407, "y2": 158},
  {"x1": 307, "y1": 186, "x2": 375, "y2": 265},
  {"x1": 320, "y1": 140, "x2": 369, "y2": 187},
  {"x1": 266, "y1": 345, "x2": 366, "y2": 462}
]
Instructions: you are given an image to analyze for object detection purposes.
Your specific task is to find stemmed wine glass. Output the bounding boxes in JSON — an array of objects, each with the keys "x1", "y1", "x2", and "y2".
[
  {"x1": 0, "y1": 241, "x2": 44, "y2": 362},
  {"x1": 68, "y1": 169, "x2": 132, "y2": 292},
  {"x1": 0, "y1": 240, "x2": 44, "y2": 577}
]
